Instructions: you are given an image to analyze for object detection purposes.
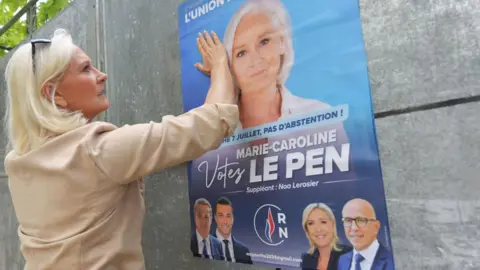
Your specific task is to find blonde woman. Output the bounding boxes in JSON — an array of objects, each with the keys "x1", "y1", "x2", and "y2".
[
  {"x1": 301, "y1": 203, "x2": 352, "y2": 270},
  {"x1": 3, "y1": 29, "x2": 237, "y2": 269},
  {"x1": 195, "y1": 0, "x2": 340, "y2": 131}
]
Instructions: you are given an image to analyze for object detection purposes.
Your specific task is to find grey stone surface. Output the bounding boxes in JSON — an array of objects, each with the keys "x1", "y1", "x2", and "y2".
[
  {"x1": 0, "y1": 177, "x2": 23, "y2": 270},
  {"x1": 32, "y1": 0, "x2": 89, "y2": 50},
  {"x1": 102, "y1": 0, "x2": 184, "y2": 126},
  {"x1": 378, "y1": 102, "x2": 480, "y2": 201},
  {"x1": 376, "y1": 102, "x2": 480, "y2": 270},
  {"x1": 360, "y1": 0, "x2": 480, "y2": 112},
  {"x1": 386, "y1": 199, "x2": 480, "y2": 270},
  {"x1": 1, "y1": 0, "x2": 480, "y2": 269},
  {"x1": 0, "y1": 58, "x2": 7, "y2": 172}
]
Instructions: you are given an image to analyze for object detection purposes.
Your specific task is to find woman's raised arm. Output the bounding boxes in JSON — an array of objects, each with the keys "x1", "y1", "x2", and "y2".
[
  {"x1": 85, "y1": 103, "x2": 237, "y2": 184},
  {"x1": 85, "y1": 31, "x2": 238, "y2": 184}
]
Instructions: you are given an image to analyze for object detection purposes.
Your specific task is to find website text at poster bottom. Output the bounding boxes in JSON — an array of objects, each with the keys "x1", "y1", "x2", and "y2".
[
  {"x1": 247, "y1": 252, "x2": 301, "y2": 263},
  {"x1": 246, "y1": 180, "x2": 319, "y2": 194}
]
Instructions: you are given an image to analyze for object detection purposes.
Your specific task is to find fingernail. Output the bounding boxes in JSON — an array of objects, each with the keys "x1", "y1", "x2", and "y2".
[{"x1": 198, "y1": 32, "x2": 202, "y2": 36}]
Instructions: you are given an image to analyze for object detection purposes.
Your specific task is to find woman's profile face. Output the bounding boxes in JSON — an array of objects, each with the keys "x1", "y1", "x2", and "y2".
[
  {"x1": 306, "y1": 208, "x2": 335, "y2": 249},
  {"x1": 54, "y1": 47, "x2": 109, "y2": 120},
  {"x1": 231, "y1": 11, "x2": 285, "y2": 94}
]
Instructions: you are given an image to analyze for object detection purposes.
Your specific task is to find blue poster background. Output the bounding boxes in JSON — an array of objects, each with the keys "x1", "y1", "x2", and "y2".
[{"x1": 177, "y1": 0, "x2": 395, "y2": 269}]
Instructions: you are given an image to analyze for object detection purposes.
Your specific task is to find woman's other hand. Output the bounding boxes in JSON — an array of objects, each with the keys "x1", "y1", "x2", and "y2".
[
  {"x1": 194, "y1": 31, "x2": 212, "y2": 76},
  {"x1": 197, "y1": 31, "x2": 237, "y2": 105},
  {"x1": 194, "y1": 31, "x2": 227, "y2": 76}
]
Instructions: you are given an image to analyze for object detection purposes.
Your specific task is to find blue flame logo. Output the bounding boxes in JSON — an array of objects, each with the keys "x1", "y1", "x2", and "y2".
[
  {"x1": 253, "y1": 204, "x2": 286, "y2": 246},
  {"x1": 264, "y1": 207, "x2": 275, "y2": 243}
]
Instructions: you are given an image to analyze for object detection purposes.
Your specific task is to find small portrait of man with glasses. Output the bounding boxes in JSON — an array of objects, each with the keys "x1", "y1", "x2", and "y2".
[{"x1": 338, "y1": 198, "x2": 394, "y2": 270}]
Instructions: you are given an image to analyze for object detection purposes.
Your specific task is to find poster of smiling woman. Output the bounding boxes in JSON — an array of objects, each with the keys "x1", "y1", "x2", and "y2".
[{"x1": 177, "y1": 0, "x2": 396, "y2": 269}]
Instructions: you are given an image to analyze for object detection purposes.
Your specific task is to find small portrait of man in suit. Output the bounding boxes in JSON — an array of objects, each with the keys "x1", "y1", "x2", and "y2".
[
  {"x1": 190, "y1": 198, "x2": 224, "y2": 260},
  {"x1": 214, "y1": 196, "x2": 253, "y2": 264},
  {"x1": 338, "y1": 198, "x2": 394, "y2": 270}
]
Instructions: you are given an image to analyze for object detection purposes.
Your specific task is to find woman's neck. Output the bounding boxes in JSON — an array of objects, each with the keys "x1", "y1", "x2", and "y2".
[
  {"x1": 316, "y1": 245, "x2": 333, "y2": 270},
  {"x1": 238, "y1": 85, "x2": 282, "y2": 128},
  {"x1": 318, "y1": 245, "x2": 332, "y2": 257}
]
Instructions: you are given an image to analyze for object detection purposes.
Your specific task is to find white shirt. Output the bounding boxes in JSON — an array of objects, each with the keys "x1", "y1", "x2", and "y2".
[
  {"x1": 350, "y1": 239, "x2": 380, "y2": 270},
  {"x1": 196, "y1": 230, "x2": 212, "y2": 259},
  {"x1": 235, "y1": 86, "x2": 331, "y2": 131},
  {"x1": 216, "y1": 229, "x2": 235, "y2": 262}
]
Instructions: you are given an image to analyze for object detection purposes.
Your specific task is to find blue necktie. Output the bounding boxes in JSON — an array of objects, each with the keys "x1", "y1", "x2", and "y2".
[
  {"x1": 354, "y1": 253, "x2": 364, "y2": 270},
  {"x1": 223, "y1": 239, "x2": 232, "y2": 261},
  {"x1": 202, "y1": 239, "x2": 208, "y2": 258}
]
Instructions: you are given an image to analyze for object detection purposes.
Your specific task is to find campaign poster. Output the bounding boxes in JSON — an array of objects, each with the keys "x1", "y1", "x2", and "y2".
[{"x1": 178, "y1": 0, "x2": 396, "y2": 269}]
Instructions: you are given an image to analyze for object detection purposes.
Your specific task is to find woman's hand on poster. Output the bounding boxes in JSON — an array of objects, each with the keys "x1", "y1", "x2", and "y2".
[
  {"x1": 197, "y1": 31, "x2": 237, "y2": 105},
  {"x1": 194, "y1": 30, "x2": 228, "y2": 76}
]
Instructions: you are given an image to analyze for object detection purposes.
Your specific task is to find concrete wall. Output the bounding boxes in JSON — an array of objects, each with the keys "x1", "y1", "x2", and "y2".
[{"x1": 1, "y1": 0, "x2": 479, "y2": 269}]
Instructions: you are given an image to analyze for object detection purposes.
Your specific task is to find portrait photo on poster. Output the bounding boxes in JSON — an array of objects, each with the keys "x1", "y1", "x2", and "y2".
[{"x1": 177, "y1": 0, "x2": 396, "y2": 269}]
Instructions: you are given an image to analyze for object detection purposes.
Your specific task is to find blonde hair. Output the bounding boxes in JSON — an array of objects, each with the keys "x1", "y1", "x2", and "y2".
[
  {"x1": 302, "y1": 203, "x2": 342, "y2": 254},
  {"x1": 4, "y1": 28, "x2": 88, "y2": 154},
  {"x1": 222, "y1": 0, "x2": 294, "y2": 88}
]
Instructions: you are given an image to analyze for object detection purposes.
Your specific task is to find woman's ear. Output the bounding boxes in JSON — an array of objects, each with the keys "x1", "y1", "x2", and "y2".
[
  {"x1": 41, "y1": 82, "x2": 68, "y2": 108},
  {"x1": 41, "y1": 82, "x2": 54, "y2": 101}
]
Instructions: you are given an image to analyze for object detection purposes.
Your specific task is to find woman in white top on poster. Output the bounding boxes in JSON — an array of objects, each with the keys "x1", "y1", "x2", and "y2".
[{"x1": 195, "y1": 0, "x2": 340, "y2": 132}]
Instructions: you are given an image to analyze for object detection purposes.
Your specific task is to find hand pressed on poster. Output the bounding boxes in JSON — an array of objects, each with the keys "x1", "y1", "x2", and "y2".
[
  {"x1": 195, "y1": 31, "x2": 225, "y2": 76},
  {"x1": 196, "y1": 31, "x2": 237, "y2": 106}
]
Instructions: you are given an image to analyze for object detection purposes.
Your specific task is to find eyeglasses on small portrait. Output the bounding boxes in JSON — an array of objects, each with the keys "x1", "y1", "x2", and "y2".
[{"x1": 342, "y1": 217, "x2": 377, "y2": 228}]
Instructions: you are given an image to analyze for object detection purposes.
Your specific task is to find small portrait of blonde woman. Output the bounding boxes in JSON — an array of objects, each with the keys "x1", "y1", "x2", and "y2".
[
  {"x1": 195, "y1": 0, "x2": 340, "y2": 131},
  {"x1": 301, "y1": 203, "x2": 352, "y2": 270}
]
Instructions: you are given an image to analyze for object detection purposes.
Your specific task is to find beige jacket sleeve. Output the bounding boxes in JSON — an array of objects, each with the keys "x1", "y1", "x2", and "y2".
[{"x1": 85, "y1": 103, "x2": 239, "y2": 184}]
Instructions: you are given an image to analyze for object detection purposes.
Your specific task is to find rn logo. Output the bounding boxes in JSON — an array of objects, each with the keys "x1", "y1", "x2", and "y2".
[{"x1": 253, "y1": 204, "x2": 288, "y2": 246}]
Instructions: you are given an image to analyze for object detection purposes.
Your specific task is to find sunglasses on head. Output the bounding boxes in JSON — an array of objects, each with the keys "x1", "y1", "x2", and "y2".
[{"x1": 31, "y1": 38, "x2": 52, "y2": 74}]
